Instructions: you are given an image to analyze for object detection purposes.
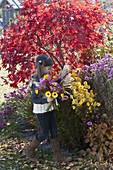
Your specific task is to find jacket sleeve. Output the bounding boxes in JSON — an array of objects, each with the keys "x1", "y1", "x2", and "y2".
[
  {"x1": 31, "y1": 83, "x2": 48, "y2": 104},
  {"x1": 57, "y1": 96, "x2": 62, "y2": 103},
  {"x1": 30, "y1": 74, "x2": 48, "y2": 104}
]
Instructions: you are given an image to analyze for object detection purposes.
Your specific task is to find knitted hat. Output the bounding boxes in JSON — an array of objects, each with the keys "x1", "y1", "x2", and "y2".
[{"x1": 36, "y1": 54, "x2": 53, "y2": 66}]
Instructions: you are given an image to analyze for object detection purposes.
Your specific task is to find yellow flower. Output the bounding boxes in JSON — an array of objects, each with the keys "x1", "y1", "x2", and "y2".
[
  {"x1": 45, "y1": 91, "x2": 51, "y2": 98},
  {"x1": 73, "y1": 91, "x2": 78, "y2": 97},
  {"x1": 85, "y1": 92, "x2": 90, "y2": 98},
  {"x1": 72, "y1": 106, "x2": 76, "y2": 110},
  {"x1": 52, "y1": 92, "x2": 58, "y2": 98},
  {"x1": 78, "y1": 94, "x2": 85, "y2": 100},
  {"x1": 86, "y1": 102, "x2": 90, "y2": 106},
  {"x1": 88, "y1": 106, "x2": 92, "y2": 111},
  {"x1": 78, "y1": 85, "x2": 84, "y2": 92},
  {"x1": 83, "y1": 81, "x2": 88, "y2": 86},
  {"x1": 75, "y1": 99, "x2": 79, "y2": 104},
  {"x1": 61, "y1": 93, "x2": 64, "y2": 98},
  {"x1": 52, "y1": 82, "x2": 57, "y2": 86},
  {"x1": 79, "y1": 98, "x2": 86, "y2": 105},
  {"x1": 52, "y1": 75, "x2": 56, "y2": 79},
  {"x1": 88, "y1": 98, "x2": 94, "y2": 103},
  {"x1": 85, "y1": 85, "x2": 90, "y2": 89},
  {"x1": 71, "y1": 71, "x2": 77, "y2": 77},
  {"x1": 76, "y1": 68, "x2": 82, "y2": 71},
  {"x1": 93, "y1": 102, "x2": 101, "y2": 107},
  {"x1": 80, "y1": 90, "x2": 85, "y2": 94},
  {"x1": 75, "y1": 82, "x2": 81, "y2": 86},
  {"x1": 70, "y1": 95, "x2": 73, "y2": 99},
  {"x1": 90, "y1": 90, "x2": 95, "y2": 98},
  {"x1": 93, "y1": 102, "x2": 97, "y2": 107},
  {"x1": 72, "y1": 100, "x2": 75, "y2": 105},
  {"x1": 74, "y1": 77, "x2": 82, "y2": 82},
  {"x1": 43, "y1": 74, "x2": 49, "y2": 79},
  {"x1": 87, "y1": 85, "x2": 90, "y2": 89},
  {"x1": 35, "y1": 89, "x2": 39, "y2": 94},
  {"x1": 84, "y1": 89, "x2": 88, "y2": 93},
  {"x1": 96, "y1": 102, "x2": 101, "y2": 106},
  {"x1": 72, "y1": 99, "x2": 79, "y2": 105},
  {"x1": 71, "y1": 82, "x2": 77, "y2": 87}
]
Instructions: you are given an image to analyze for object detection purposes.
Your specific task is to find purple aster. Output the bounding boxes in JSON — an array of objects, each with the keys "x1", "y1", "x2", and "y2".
[
  {"x1": 87, "y1": 121, "x2": 92, "y2": 126},
  {"x1": 84, "y1": 76, "x2": 91, "y2": 81},
  {"x1": 82, "y1": 65, "x2": 89, "y2": 70},
  {"x1": 96, "y1": 115, "x2": 99, "y2": 119},
  {"x1": 0, "y1": 115, "x2": 6, "y2": 128},
  {"x1": 0, "y1": 111, "x2": 4, "y2": 115}
]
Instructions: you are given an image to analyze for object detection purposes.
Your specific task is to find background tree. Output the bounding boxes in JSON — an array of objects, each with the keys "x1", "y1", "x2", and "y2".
[{"x1": 0, "y1": 0, "x2": 111, "y2": 88}]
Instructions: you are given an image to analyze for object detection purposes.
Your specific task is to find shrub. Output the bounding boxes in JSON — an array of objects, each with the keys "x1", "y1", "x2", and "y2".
[
  {"x1": 56, "y1": 69, "x2": 100, "y2": 151},
  {"x1": 57, "y1": 100, "x2": 85, "y2": 151},
  {"x1": 0, "y1": 87, "x2": 38, "y2": 130},
  {"x1": 81, "y1": 54, "x2": 113, "y2": 116},
  {"x1": 79, "y1": 54, "x2": 113, "y2": 160}
]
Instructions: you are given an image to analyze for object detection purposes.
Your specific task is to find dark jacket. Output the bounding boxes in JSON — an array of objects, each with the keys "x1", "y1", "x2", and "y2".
[{"x1": 30, "y1": 73, "x2": 48, "y2": 104}]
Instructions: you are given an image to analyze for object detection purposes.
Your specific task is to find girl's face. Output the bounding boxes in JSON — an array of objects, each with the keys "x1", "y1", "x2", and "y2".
[{"x1": 41, "y1": 66, "x2": 52, "y2": 75}]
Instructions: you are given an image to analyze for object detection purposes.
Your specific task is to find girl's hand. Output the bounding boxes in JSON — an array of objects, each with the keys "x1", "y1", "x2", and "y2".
[
  {"x1": 47, "y1": 97, "x2": 54, "y2": 102},
  {"x1": 62, "y1": 95, "x2": 69, "y2": 101}
]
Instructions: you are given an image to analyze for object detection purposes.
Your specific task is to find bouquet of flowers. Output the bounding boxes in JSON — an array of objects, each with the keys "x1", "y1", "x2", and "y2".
[{"x1": 35, "y1": 65, "x2": 73, "y2": 111}]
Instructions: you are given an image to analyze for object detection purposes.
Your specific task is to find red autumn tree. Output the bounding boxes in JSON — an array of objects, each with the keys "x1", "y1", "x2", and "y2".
[{"x1": 0, "y1": 0, "x2": 110, "y2": 88}]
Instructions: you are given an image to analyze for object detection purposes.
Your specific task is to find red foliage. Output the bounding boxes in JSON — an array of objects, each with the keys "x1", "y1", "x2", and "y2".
[{"x1": 0, "y1": 0, "x2": 111, "y2": 87}]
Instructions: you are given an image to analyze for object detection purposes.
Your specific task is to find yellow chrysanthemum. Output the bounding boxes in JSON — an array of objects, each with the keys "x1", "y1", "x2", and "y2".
[
  {"x1": 88, "y1": 106, "x2": 92, "y2": 111},
  {"x1": 79, "y1": 101, "x2": 83, "y2": 106},
  {"x1": 71, "y1": 82, "x2": 77, "y2": 86},
  {"x1": 72, "y1": 100, "x2": 75, "y2": 105},
  {"x1": 86, "y1": 102, "x2": 90, "y2": 106},
  {"x1": 72, "y1": 99, "x2": 79, "y2": 105},
  {"x1": 88, "y1": 98, "x2": 94, "y2": 103},
  {"x1": 78, "y1": 85, "x2": 84, "y2": 92},
  {"x1": 83, "y1": 81, "x2": 88, "y2": 86},
  {"x1": 71, "y1": 71, "x2": 77, "y2": 77},
  {"x1": 61, "y1": 93, "x2": 65, "y2": 98},
  {"x1": 90, "y1": 90, "x2": 95, "y2": 98},
  {"x1": 73, "y1": 91, "x2": 78, "y2": 97},
  {"x1": 74, "y1": 77, "x2": 82, "y2": 82},
  {"x1": 35, "y1": 89, "x2": 39, "y2": 94},
  {"x1": 79, "y1": 98, "x2": 86, "y2": 105},
  {"x1": 84, "y1": 85, "x2": 90, "y2": 89},
  {"x1": 52, "y1": 92, "x2": 58, "y2": 98},
  {"x1": 43, "y1": 74, "x2": 49, "y2": 79},
  {"x1": 72, "y1": 106, "x2": 76, "y2": 110},
  {"x1": 85, "y1": 93, "x2": 90, "y2": 98},
  {"x1": 75, "y1": 82, "x2": 81, "y2": 86},
  {"x1": 45, "y1": 91, "x2": 51, "y2": 98},
  {"x1": 70, "y1": 95, "x2": 74, "y2": 99},
  {"x1": 74, "y1": 99, "x2": 79, "y2": 104},
  {"x1": 84, "y1": 89, "x2": 88, "y2": 93},
  {"x1": 96, "y1": 102, "x2": 101, "y2": 107},
  {"x1": 78, "y1": 94, "x2": 85, "y2": 100},
  {"x1": 87, "y1": 85, "x2": 90, "y2": 89},
  {"x1": 93, "y1": 102, "x2": 97, "y2": 107}
]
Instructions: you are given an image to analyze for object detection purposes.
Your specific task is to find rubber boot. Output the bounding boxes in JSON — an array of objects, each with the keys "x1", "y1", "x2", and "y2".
[
  {"x1": 51, "y1": 138, "x2": 72, "y2": 163},
  {"x1": 25, "y1": 136, "x2": 40, "y2": 162}
]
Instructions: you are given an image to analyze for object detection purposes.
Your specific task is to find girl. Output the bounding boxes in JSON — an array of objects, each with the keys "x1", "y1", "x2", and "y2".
[{"x1": 25, "y1": 54, "x2": 72, "y2": 163}]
